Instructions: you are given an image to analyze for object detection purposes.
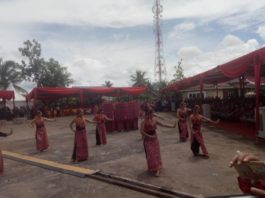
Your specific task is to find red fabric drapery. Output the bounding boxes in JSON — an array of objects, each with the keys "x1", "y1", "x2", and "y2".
[
  {"x1": 0, "y1": 90, "x2": 15, "y2": 100},
  {"x1": 83, "y1": 87, "x2": 117, "y2": 95},
  {"x1": 165, "y1": 47, "x2": 265, "y2": 92},
  {"x1": 119, "y1": 87, "x2": 147, "y2": 96},
  {"x1": 26, "y1": 87, "x2": 147, "y2": 101},
  {"x1": 219, "y1": 62, "x2": 249, "y2": 78}
]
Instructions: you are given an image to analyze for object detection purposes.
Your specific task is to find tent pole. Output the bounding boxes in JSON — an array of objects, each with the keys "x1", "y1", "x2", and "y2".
[
  {"x1": 215, "y1": 84, "x2": 218, "y2": 98},
  {"x1": 80, "y1": 89, "x2": 84, "y2": 109},
  {"x1": 33, "y1": 88, "x2": 37, "y2": 110},
  {"x1": 242, "y1": 74, "x2": 245, "y2": 97},
  {"x1": 12, "y1": 97, "x2": 15, "y2": 109},
  {"x1": 200, "y1": 79, "x2": 204, "y2": 107},
  {"x1": 254, "y1": 56, "x2": 261, "y2": 138}
]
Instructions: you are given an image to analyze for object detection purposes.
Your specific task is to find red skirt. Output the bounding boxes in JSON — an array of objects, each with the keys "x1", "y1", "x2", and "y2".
[
  {"x1": 143, "y1": 137, "x2": 162, "y2": 172},
  {"x1": 97, "y1": 123, "x2": 107, "y2": 145},
  {"x1": 35, "y1": 127, "x2": 49, "y2": 151},
  {"x1": 190, "y1": 129, "x2": 208, "y2": 156},
  {"x1": 238, "y1": 177, "x2": 265, "y2": 196},
  {"x1": 72, "y1": 129, "x2": 88, "y2": 161},
  {"x1": 178, "y1": 120, "x2": 188, "y2": 141},
  {"x1": 0, "y1": 149, "x2": 3, "y2": 175}
]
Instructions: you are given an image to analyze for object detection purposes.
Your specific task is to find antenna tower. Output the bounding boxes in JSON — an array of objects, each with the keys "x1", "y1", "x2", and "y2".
[{"x1": 153, "y1": 0, "x2": 166, "y2": 82}]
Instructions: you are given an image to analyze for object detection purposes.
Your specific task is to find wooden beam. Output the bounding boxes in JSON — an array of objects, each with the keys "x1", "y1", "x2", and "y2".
[{"x1": 2, "y1": 150, "x2": 98, "y2": 177}]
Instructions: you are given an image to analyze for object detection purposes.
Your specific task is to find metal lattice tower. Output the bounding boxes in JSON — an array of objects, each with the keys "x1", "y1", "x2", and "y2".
[{"x1": 153, "y1": 0, "x2": 166, "y2": 82}]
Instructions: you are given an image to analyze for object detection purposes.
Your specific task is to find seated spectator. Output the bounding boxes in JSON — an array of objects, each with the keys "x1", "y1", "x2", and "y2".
[{"x1": 229, "y1": 151, "x2": 265, "y2": 197}]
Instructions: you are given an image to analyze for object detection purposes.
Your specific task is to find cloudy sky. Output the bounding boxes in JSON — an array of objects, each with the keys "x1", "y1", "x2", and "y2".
[{"x1": 1, "y1": 0, "x2": 265, "y2": 96}]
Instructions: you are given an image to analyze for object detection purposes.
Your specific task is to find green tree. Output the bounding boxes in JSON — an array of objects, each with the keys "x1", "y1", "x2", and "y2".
[
  {"x1": 172, "y1": 59, "x2": 184, "y2": 82},
  {"x1": 150, "y1": 80, "x2": 168, "y2": 94},
  {"x1": 130, "y1": 70, "x2": 149, "y2": 87},
  {"x1": 19, "y1": 39, "x2": 44, "y2": 84},
  {"x1": 103, "y1": 81, "x2": 113, "y2": 87},
  {"x1": 0, "y1": 58, "x2": 27, "y2": 94},
  {"x1": 19, "y1": 39, "x2": 73, "y2": 87},
  {"x1": 38, "y1": 58, "x2": 73, "y2": 87}
]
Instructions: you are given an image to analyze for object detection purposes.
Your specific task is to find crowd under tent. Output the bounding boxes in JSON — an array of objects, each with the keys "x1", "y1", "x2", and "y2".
[{"x1": 165, "y1": 47, "x2": 265, "y2": 139}]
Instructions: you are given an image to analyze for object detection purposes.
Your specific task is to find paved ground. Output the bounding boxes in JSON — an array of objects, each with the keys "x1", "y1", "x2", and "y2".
[{"x1": 0, "y1": 113, "x2": 264, "y2": 198}]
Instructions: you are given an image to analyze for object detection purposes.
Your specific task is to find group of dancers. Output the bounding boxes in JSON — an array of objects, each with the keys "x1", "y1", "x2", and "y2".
[
  {"x1": 176, "y1": 102, "x2": 219, "y2": 158},
  {"x1": 31, "y1": 109, "x2": 111, "y2": 162},
  {"x1": 0, "y1": 108, "x2": 111, "y2": 176},
  {"x1": 2, "y1": 103, "x2": 264, "y2": 197},
  {"x1": 140, "y1": 101, "x2": 219, "y2": 176},
  {"x1": 0, "y1": 101, "x2": 218, "y2": 178}
]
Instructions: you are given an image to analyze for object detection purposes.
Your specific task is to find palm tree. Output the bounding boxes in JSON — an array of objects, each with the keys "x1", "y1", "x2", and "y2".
[
  {"x1": 130, "y1": 70, "x2": 149, "y2": 87},
  {"x1": 103, "y1": 81, "x2": 113, "y2": 87},
  {"x1": 0, "y1": 58, "x2": 27, "y2": 95}
]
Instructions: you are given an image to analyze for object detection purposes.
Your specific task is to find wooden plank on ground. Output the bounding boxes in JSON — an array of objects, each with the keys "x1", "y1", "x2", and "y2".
[{"x1": 2, "y1": 150, "x2": 98, "y2": 177}]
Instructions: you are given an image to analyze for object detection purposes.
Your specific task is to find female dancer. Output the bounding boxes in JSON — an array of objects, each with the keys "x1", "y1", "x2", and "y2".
[
  {"x1": 30, "y1": 111, "x2": 55, "y2": 152},
  {"x1": 139, "y1": 102, "x2": 165, "y2": 139},
  {"x1": 176, "y1": 102, "x2": 191, "y2": 142},
  {"x1": 140, "y1": 106, "x2": 176, "y2": 177},
  {"x1": 94, "y1": 109, "x2": 112, "y2": 145},
  {"x1": 69, "y1": 109, "x2": 95, "y2": 162},
  {"x1": 189, "y1": 105, "x2": 219, "y2": 158},
  {"x1": 0, "y1": 122, "x2": 12, "y2": 175}
]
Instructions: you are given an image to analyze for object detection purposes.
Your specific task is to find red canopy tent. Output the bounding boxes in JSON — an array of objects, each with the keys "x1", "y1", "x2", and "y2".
[
  {"x1": 0, "y1": 90, "x2": 15, "y2": 100},
  {"x1": 165, "y1": 47, "x2": 265, "y2": 138},
  {"x1": 0, "y1": 90, "x2": 15, "y2": 108},
  {"x1": 26, "y1": 86, "x2": 147, "y2": 106},
  {"x1": 26, "y1": 87, "x2": 146, "y2": 132}
]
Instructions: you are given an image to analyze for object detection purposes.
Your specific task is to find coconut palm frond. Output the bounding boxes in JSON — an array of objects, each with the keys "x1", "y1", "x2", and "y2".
[{"x1": 13, "y1": 84, "x2": 28, "y2": 95}]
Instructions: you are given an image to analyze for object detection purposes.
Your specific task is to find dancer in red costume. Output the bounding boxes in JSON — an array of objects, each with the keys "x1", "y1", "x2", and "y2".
[
  {"x1": 139, "y1": 102, "x2": 165, "y2": 140},
  {"x1": 94, "y1": 109, "x2": 112, "y2": 145},
  {"x1": 189, "y1": 105, "x2": 219, "y2": 158},
  {"x1": 229, "y1": 151, "x2": 265, "y2": 197},
  {"x1": 140, "y1": 106, "x2": 176, "y2": 177},
  {"x1": 30, "y1": 111, "x2": 55, "y2": 152},
  {"x1": 0, "y1": 121, "x2": 13, "y2": 176},
  {"x1": 70, "y1": 109, "x2": 95, "y2": 162},
  {"x1": 176, "y1": 102, "x2": 191, "y2": 142}
]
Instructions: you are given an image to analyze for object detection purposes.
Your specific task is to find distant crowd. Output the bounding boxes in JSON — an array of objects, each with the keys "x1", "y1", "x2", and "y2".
[
  {"x1": 0, "y1": 105, "x2": 29, "y2": 120},
  {"x1": 184, "y1": 96, "x2": 258, "y2": 122},
  {"x1": 0, "y1": 95, "x2": 262, "y2": 123}
]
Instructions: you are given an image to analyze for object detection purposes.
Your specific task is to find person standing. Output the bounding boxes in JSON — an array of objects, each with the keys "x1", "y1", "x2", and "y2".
[
  {"x1": 140, "y1": 106, "x2": 176, "y2": 177},
  {"x1": 189, "y1": 105, "x2": 219, "y2": 158},
  {"x1": 176, "y1": 102, "x2": 191, "y2": 142},
  {"x1": 30, "y1": 111, "x2": 55, "y2": 152},
  {"x1": 69, "y1": 109, "x2": 95, "y2": 162},
  {"x1": 94, "y1": 109, "x2": 112, "y2": 146},
  {"x1": 0, "y1": 121, "x2": 12, "y2": 176}
]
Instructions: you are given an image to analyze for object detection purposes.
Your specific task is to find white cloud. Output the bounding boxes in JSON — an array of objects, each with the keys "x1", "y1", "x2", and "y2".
[
  {"x1": 257, "y1": 25, "x2": 265, "y2": 40},
  {"x1": 169, "y1": 22, "x2": 196, "y2": 38},
  {"x1": 168, "y1": 35, "x2": 260, "y2": 78},
  {"x1": 57, "y1": 38, "x2": 155, "y2": 87},
  {"x1": 177, "y1": 46, "x2": 202, "y2": 59},
  {"x1": 0, "y1": 0, "x2": 264, "y2": 29},
  {"x1": 219, "y1": 35, "x2": 244, "y2": 47},
  {"x1": 0, "y1": 0, "x2": 152, "y2": 28},
  {"x1": 0, "y1": 0, "x2": 264, "y2": 96}
]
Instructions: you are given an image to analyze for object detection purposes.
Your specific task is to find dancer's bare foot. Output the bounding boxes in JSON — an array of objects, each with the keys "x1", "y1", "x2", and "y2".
[
  {"x1": 7, "y1": 129, "x2": 13, "y2": 136},
  {"x1": 201, "y1": 155, "x2": 209, "y2": 159},
  {"x1": 155, "y1": 170, "x2": 160, "y2": 177}
]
